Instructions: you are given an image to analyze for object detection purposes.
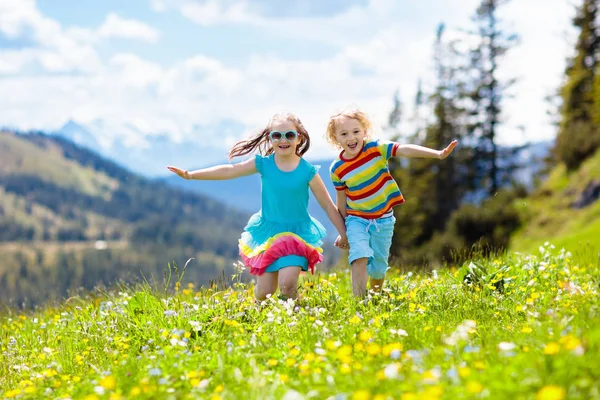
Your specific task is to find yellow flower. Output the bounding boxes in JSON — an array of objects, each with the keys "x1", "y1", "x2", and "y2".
[
  {"x1": 422, "y1": 386, "x2": 443, "y2": 400},
  {"x1": 366, "y1": 343, "x2": 381, "y2": 356},
  {"x1": 466, "y1": 381, "x2": 484, "y2": 394},
  {"x1": 354, "y1": 342, "x2": 365, "y2": 352},
  {"x1": 340, "y1": 364, "x2": 352, "y2": 374},
  {"x1": 290, "y1": 348, "x2": 301, "y2": 356},
  {"x1": 359, "y1": 330, "x2": 373, "y2": 342},
  {"x1": 473, "y1": 361, "x2": 486, "y2": 370},
  {"x1": 521, "y1": 326, "x2": 533, "y2": 333},
  {"x1": 5, "y1": 389, "x2": 22, "y2": 398},
  {"x1": 382, "y1": 343, "x2": 403, "y2": 357},
  {"x1": 458, "y1": 367, "x2": 471, "y2": 378},
  {"x1": 285, "y1": 358, "x2": 296, "y2": 367},
  {"x1": 352, "y1": 390, "x2": 371, "y2": 400},
  {"x1": 214, "y1": 384, "x2": 224, "y2": 393},
  {"x1": 279, "y1": 374, "x2": 290, "y2": 383},
  {"x1": 210, "y1": 396, "x2": 222, "y2": 400},
  {"x1": 337, "y1": 345, "x2": 353, "y2": 364},
  {"x1": 400, "y1": 393, "x2": 417, "y2": 400},
  {"x1": 100, "y1": 375, "x2": 116, "y2": 390},
  {"x1": 83, "y1": 395, "x2": 100, "y2": 400},
  {"x1": 559, "y1": 335, "x2": 581, "y2": 351},
  {"x1": 536, "y1": 385, "x2": 566, "y2": 400},
  {"x1": 373, "y1": 395, "x2": 387, "y2": 400},
  {"x1": 544, "y1": 342, "x2": 560, "y2": 355},
  {"x1": 350, "y1": 315, "x2": 361, "y2": 325},
  {"x1": 267, "y1": 359, "x2": 279, "y2": 366}
]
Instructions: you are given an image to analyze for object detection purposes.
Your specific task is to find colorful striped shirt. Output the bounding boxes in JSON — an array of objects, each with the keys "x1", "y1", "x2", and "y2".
[{"x1": 330, "y1": 140, "x2": 405, "y2": 219}]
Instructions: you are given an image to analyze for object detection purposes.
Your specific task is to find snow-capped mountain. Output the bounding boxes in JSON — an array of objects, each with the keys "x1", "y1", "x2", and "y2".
[{"x1": 55, "y1": 119, "x2": 246, "y2": 176}]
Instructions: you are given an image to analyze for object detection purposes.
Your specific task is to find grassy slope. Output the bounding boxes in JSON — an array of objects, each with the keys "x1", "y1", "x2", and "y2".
[
  {"x1": 0, "y1": 132, "x2": 119, "y2": 197},
  {"x1": 510, "y1": 149, "x2": 600, "y2": 261},
  {"x1": 0, "y1": 248, "x2": 599, "y2": 399}
]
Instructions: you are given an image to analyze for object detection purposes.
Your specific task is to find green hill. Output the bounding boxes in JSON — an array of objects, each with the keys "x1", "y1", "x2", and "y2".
[
  {"x1": 0, "y1": 130, "x2": 249, "y2": 306},
  {"x1": 510, "y1": 148, "x2": 600, "y2": 261}
]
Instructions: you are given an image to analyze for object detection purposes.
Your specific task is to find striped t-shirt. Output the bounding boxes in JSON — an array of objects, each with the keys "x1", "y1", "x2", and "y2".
[{"x1": 330, "y1": 139, "x2": 405, "y2": 219}]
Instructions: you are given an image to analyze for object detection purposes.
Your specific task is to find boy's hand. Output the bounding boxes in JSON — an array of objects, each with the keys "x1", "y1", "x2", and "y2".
[
  {"x1": 438, "y1": 140, "x2": 458, "y2": 160},
  {"x1": 335, "y1": 235, "x2": 349, "y2": 250},
  {"x1": 167, "y1": 166, "x2": 190, "y2": 180}
]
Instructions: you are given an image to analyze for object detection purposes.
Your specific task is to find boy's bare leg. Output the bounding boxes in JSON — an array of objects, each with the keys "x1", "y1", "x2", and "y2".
[
  {"x1": 370, "y1": 277, "x2": 385, "y2": 292},
  {"x1": 351, "y1": 258, "x2": 368, "y2": 297}
]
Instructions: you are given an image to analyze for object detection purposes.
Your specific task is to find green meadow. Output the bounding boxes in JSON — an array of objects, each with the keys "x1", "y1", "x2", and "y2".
[{"x1": 1, "y1": 244, "x2": 599, "y2": 400}]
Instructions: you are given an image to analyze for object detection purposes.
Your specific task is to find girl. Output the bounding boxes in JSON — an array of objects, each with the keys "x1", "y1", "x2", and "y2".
[
  {"x1": 326, "y1": 107, "x2": 457, "y2": 297},
  {"x1": 168, "y1": 113, "x2": 349, "y2": 300}
]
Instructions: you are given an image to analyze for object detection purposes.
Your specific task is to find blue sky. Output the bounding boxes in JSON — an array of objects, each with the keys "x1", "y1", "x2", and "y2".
[{"x1": 0, "y1": 0, "x2": 576, "y2": 160}]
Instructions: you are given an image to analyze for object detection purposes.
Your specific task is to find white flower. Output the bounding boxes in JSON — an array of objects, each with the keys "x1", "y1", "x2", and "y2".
[
  {"x1": 498, "y1": 342, "x2": 516, "y2": 351},
  {"x1": 384, "y1": 363, "x2": 400, "y2": 379}
]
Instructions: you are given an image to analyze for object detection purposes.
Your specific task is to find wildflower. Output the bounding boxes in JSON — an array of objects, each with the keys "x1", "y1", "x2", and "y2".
[
  {"x1": 100, "y1": 375, "x2": 116, "y2": 390},
  {"x1": 498, "y1": 342, "x2": 516, "y2": 351},
  {"x1": 352, "y1": 390, "x2": 371, "y2": 400},
  {"x1": 350, "y1": 315, "x2": 361, "y2": 325},
  {"x1": 384, "y1": 363, "x2": 401, "y2": 379},
  {"x1": 279, "y1": 374, "x2": 290, "y2": 383},
  {"x1": 359, "y1": 330, "x2": 373, "y2": 342},
  {"x1": 536, "y1": 385, "x2": 566, "y2": 400},
  {"x1": 366, "y1": 343, "x2": 381, "y2": 356},
  {"x1": 466, "y1": 381, "x2": 484, "y2": 394},
  {"x1": 267, "y1": 359, "x2": 278, "y2": 366},
  {"x1": 521, "y1": 326, "x2": 533, "y2": 333},
  {"x1": 543, "y1": 342, "x2": 560, "y2": 355}
]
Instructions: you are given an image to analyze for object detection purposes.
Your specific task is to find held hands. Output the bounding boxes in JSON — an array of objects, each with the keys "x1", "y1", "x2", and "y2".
[
  {"x1": 438, "y1": 140, "x2": 458, "y2": 160},
  {"x1": 167, "y1": 166, "x2": 190, "y2": 180},
  {"x1": 335, "y1": 235, "x2": 350, "y2": 250}
]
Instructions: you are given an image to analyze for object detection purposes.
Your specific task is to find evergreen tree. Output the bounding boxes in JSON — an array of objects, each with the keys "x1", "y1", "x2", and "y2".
[
  {"x1": 390, "y1": 24, "x2": 466, "y2": 263},
  {"x1": 463, "y1": 0, "x2": 519, "y2": 196},
  {"x1": 555, "y1": 0, "x2": 600, "y2": 170}
]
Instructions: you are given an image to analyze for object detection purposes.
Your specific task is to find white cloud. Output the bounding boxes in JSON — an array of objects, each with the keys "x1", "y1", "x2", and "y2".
[
  {"x1": 0, "y1": 0, "x2": 576, "y2": 161},
  {"x1": 97, "y1": 13, "x2": 161, "y2": 42}
]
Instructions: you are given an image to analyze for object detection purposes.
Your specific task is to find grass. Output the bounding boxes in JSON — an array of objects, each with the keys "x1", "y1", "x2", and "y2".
[
  {"x1": 1, "y1": 244, "x2": 599, "y2": 399},
  {"x1": 510, "y1": 149, "x2": 600, "y2": 265}
]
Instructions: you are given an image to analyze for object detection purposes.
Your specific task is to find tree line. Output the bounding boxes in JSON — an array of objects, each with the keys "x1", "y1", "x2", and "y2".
[{"x1": 387, "y1": 0, "x2": 600, "y2": 266}]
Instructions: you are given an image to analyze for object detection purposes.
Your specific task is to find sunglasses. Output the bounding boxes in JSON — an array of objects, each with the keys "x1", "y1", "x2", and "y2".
[{"x1": 269, "y1": 130, "x2": 298, "y2": 143}]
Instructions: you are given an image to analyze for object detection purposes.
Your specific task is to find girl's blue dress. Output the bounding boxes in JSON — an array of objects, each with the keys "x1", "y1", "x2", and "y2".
[{"x1": 239, "y1": 154, "x2": 326, "y2": 276}]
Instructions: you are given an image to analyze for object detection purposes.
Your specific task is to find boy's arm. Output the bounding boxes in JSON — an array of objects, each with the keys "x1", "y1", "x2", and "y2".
[
  {"x1": 395, "y1": 140, "x2": 457, "y2": 159},
  {"x1": 167, "y1": 158, "x2": 257, "y2": 180},
  {"x1": 336, "y1": 190, "x2": 348, "y2": 219}
]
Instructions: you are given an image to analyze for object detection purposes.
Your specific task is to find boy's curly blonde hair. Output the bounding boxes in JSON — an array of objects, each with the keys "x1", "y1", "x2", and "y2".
[{"x1": 325, "y1": 107, "x2": 374, "y2": 149}]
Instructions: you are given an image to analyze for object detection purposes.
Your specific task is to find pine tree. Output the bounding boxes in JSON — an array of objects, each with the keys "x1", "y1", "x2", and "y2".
[
  {"x1": 463, "y1": 0, "x2": 518, "y2": 196},
  {"x1": 555, "y1": 0, "x2": 600, "y2": 170},
  {"x1": 389, "y1": 24, "x2": 466, "y2": 263}
]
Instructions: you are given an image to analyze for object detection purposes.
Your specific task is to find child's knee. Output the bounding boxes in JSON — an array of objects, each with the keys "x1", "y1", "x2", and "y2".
[{"x1": 255, "y1": 286, "x2": 274, "y2": 300}]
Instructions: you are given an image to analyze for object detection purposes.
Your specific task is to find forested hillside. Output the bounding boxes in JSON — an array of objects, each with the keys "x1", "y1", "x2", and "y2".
[{"x1": 0, "y1": 131, "x2": 249, "y2": 306}]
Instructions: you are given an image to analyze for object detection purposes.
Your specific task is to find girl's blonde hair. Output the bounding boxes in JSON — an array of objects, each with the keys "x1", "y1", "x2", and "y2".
[
  {"x1": 325, "y1": 107, "x2": 374, "y2": 149},
  {"x1": 228, "y1": 112, "x2": 311, "y2": 160}
]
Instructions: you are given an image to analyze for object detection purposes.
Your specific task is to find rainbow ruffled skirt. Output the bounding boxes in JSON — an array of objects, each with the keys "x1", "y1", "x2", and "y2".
[{"x1": 239, "y1": 212, "x2": 326, "y2": 276}]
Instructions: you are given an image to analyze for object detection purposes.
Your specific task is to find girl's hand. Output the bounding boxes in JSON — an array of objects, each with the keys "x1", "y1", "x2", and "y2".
[
  {"x1": 335, "y1": 235, "x2": 349, "y2": 250},
  {"x1": 167, "y1": 166, "x2": 190, "y2": 180},
  {"x1": 438, "y1": 140, "x2": 458, "y2": 159}
]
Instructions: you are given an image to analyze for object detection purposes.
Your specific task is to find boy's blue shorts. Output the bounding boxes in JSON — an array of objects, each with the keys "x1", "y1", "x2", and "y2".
[{"x1": 345, "y1": 214, "x2": 396, "y2": 279}]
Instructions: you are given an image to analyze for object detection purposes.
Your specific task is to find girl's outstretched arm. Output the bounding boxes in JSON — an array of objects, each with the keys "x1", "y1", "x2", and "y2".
[
  {"x1": 167, "y1": 158, "x2": 257, "y2": 181},
  {"x1": 309, "y1": 174, "x2": 349, "y2": 248},
  {"x1": 395, "y1": 139, "x2": 458, "y2": 159}
]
